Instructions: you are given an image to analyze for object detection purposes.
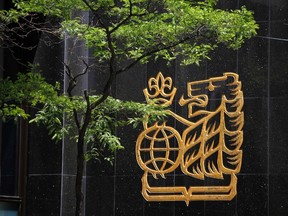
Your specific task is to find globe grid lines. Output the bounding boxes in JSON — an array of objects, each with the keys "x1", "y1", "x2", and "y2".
[{"x1": 136, "y1": 124, "x2": 183, "y2": 175}]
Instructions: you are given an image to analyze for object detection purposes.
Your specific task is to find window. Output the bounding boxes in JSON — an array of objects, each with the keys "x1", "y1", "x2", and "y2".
[
  {"x1": 0, "y1": 2, "x2": 28, "y2": 215},
  {"x1": 0, "y1": 201, "x2": 19, "y2": 216},
  {"x1": 0, "y1": 122, "x2": 19, "y2": 196}
]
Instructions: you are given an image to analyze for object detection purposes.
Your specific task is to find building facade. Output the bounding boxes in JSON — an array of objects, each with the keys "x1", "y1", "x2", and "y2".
[{"x1": 1, "y1": 0, "x2": 288, "y2": 215}]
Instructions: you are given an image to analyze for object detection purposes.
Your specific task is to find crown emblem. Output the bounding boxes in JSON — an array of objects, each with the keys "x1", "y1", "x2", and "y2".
[
  {"x1": 136, "y1": 72, "x2": 244, "y2": 205},
  {"x1": 143, "y1": 72, "x2": 176, "y2": 106}
]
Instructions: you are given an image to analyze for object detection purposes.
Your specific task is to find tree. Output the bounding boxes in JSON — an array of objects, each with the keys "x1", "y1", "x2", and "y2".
[{"x1": 0, "y1": 0, "x2": 258, "y2": 215}]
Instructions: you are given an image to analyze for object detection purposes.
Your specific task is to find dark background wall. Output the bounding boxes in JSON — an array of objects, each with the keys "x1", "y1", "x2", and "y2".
[
  {"x1": 83, "y1": 0, "x2": 288, "y2": 216},
  {"x1": 26, "y1": 34, "x2": 64, "y2": 215},
  {"x1": 23, "y1": 0, "x2": 288, "y2": 216}
]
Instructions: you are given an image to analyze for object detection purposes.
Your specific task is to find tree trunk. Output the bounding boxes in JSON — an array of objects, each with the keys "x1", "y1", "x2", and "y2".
[
  {"x1": 74, "y1": 106, "x2": 91, "y2": 216},
  {"x1": 75, "y1": 136, "x2": 85, "y2": 216}
]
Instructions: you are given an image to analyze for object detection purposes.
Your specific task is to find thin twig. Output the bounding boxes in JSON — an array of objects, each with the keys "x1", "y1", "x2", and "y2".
[
  {"x1": 74, "y1": 60, "x2": 90, "y2": 80},
  {"x1": 116, "y1": 35, "x2": 194, "y2": 75}
]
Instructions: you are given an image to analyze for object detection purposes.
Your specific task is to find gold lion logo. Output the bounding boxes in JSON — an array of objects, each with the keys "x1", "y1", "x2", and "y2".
[{"x1": 136, "y1": 72, "x2": 244, "y2": 205}]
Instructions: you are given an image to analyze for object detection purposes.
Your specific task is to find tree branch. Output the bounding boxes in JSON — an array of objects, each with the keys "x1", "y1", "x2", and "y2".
[
  {"x1": 81, "y1": 0, "x2": 107, "y2": 29},
  {"x1": 74, "y1": 60, "x2": 90, "y2": 80},
  {"x1": 116, "y1": 35, "x2": 194, "y2": 75},
  {"x1": 109, "y1": 0, "x2": 133, "y2": 34},
  {"x1": 63, "y1": 62, "x2": 81, "y2": 130},
  {"x1": 63, "y1": 59, "x2": 90, "y2": 94},
  {"x1": 1, "y1": 14, "x2": 61, "y2": 50},
  {"x1": 63, "y1": 61, "x2": 76, "y2": 94},
  {"x1": 81, "y1": 90, "x2": 91, "y2": 131},
  {"x1": 109, "y1": 0, "x2": 149, "y2": 34},
  {"x1": 90, "y1": 38, "x2": 116, "y2": 109}
]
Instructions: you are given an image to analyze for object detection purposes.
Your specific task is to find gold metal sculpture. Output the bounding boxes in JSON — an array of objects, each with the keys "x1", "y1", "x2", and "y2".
[{"x1": 136, "y1": 72, "x2": 244, "y2": 205}]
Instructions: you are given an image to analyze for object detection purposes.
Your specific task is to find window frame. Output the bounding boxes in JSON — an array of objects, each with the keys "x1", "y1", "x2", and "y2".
[{"x1": 0, "y1": 116, "x2": 28, "y2": 216}]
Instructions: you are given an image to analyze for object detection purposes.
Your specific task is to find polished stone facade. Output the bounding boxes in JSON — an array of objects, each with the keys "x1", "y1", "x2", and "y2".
[{"x1": 6, "y1": 0, "x2": 288, "y2": 215}]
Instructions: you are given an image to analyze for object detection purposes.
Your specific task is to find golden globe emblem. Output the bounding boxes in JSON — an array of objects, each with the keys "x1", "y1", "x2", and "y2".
[{"x1": 136, "y1": 123, "x2": 183, "y2": 177}]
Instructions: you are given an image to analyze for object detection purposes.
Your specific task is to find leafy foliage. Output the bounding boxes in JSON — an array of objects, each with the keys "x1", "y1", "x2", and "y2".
[
  {"x1": 0, "y1": 1, "x2": 258, "y2": 215},
  {"x1": 0, "y1": 71, "x2": 60, "y2": 120},
  {"x1": 0, "y1": 72, "x2": 167, "y2": 160},
  {"x1": 2, "y1": 0, "x2": 258, "y2": 67},
  {"x1": 1, "y1": 0, "x2": 258, "y2": 185}
]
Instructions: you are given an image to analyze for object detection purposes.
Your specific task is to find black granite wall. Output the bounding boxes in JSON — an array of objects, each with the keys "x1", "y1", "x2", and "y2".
[
  {"x1": 26, "y1": 35, "x2": 64, "y2": 216},
  {"x1": 83, "y1": 0, "x2": 288, "y2": 216},
  {"x1": 25, "y1": 0, "x2": 288, "y2": 216}
]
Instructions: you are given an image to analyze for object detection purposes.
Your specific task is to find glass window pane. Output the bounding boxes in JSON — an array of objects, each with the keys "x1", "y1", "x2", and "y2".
[
  {"x1": 0, "y1": 202, "x2": 18, "y2": 216},
  {"x1": 0, "y1": 121, "x2": 19, "y2": 196}
]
